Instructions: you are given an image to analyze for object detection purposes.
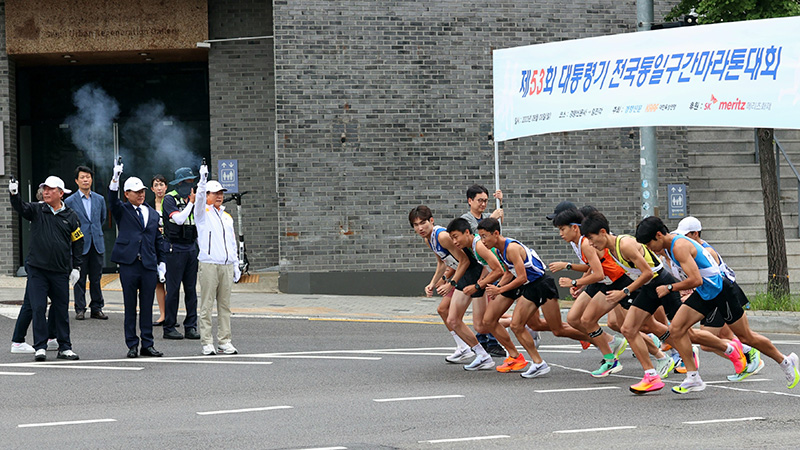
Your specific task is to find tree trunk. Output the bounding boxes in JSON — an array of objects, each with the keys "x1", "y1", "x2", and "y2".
[{"x1": 756, "y1": 127, "x2": 790, "y2": 297}]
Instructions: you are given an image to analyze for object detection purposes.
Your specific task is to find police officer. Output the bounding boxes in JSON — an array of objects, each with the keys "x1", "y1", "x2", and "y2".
[
  {"x1": 10, "y1": 176, "x2": 84, "y2": 361},
  {"x1": 162, "y1": 167, "x2": 200, "y2": 340}
]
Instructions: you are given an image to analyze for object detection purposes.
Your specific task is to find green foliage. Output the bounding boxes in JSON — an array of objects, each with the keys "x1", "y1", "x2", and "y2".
[
  {"x1": 749, "y1": 290, "x2": 800, "y2": 311},
  {"x1": 665, "y1": 0, "x2": 800, "y2": 23}
]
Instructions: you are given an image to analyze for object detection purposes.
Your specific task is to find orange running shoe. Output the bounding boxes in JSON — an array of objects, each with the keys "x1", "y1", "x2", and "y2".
[
  {"x1": 496, "y1": 353, "x2": 528, "y2": 372},
  {"x1": 629, "y1": 373, "x2": 665, "y2": 395},
  {"x1": 580, "y1": 340, "x2": 591, "y2": 350}
]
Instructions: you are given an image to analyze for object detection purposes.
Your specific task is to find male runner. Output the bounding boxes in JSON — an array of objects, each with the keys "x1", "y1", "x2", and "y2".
[{"x1": 636, "y1": 216, "x2": 800, "y2": 394}]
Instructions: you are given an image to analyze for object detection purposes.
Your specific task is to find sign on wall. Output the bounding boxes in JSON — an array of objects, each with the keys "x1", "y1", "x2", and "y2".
[
  {"x1": 493, "y1": 16, "x2": 800, "y2": 141},
  {"x1": 667, "y1": 184, "x2": 687, "y2": 219},
  {"x1": 218, "y1": 159, "x2": 239, "y2": 194}
]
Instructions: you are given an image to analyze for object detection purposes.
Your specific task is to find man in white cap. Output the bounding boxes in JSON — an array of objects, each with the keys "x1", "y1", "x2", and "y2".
[
  {"x1": 194, "y1": 163, "x2": 241, "y2": 355},
  {"x1": 108, "y1": 162, "x2": 167, "y2": 358},
  {"x1": 10, "y1": 175, "x2": 84, "y2": 361}
]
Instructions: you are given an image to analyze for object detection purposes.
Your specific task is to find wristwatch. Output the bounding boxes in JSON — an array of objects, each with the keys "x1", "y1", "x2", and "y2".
[
  {"x1": 623, "y1": 287, "x2": 631, "y2": 296},
  {"x1": 449, "y1": 279, "x2": 457, "y2": 287},
  {"x1": 667, "y1": 284, "x2": 674, "y2": 292},
  {"x1": 475, "y1": 282, "x2": 482, "y2": 291},
  {"x1": 566, "y1": 263, "x2": 573, "y2": 270},
  {"x1": 441, "y1": 275, "x2": 447, "y2": 281},
  {"x1": 571, "y1": 279, "x2": 577, "y2": 287}
]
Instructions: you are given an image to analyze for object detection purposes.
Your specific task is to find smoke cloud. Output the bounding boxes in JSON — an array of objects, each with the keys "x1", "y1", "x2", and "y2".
[{"x1": 65, "y1": 83, "x2": 120, "y2": 171}]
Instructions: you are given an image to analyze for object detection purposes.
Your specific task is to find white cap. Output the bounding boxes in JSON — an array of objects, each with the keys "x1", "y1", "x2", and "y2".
[
  {"x1": 124, "y1": 177, "x2": 146, "y2": 192},
  {"x1": 39, "y1": 176, "x2": 71, "y2": 194},
  {"x1": 206, "y1": 180, "x2": 227, "y2": 193},
  {"x1": 675, "y1": 216, "x2": 702, "y2": 235}
]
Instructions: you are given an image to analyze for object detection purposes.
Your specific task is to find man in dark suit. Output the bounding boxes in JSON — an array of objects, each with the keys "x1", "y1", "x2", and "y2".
[
  {"x1": 108, "y1": 161, "x2": 166, "y2": 358},
  {"x1": 65, "y1": 165, "x2": 108, "y2": 320}
]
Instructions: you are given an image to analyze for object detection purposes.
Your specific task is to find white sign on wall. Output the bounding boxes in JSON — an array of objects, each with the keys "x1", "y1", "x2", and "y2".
[{"x1": 493, "y1": 16, "x2": 800, "y2": 141}]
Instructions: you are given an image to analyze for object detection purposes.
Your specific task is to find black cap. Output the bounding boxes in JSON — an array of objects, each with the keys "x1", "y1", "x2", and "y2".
[{"x1": 545, "y1": 201, "x2": 577, "y2": 220}]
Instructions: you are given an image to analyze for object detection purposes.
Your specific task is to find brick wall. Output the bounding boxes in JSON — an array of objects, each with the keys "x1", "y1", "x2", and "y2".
[
  {"x1": 208, "y1": 0, "x2": 278, "y2": 268},
  {"x1": 272, "y1": 0, "x2": 687, "y2": 281},
  {"x1": 0, "y1": 1, "x2": 20, "y2": 274}
]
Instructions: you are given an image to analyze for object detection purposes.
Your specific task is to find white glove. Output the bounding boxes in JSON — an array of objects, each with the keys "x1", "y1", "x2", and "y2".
[
  {"x1": 199, "y1": 164, "x2": 209, "y2": 183},
  {"x1": 157, "y1": 262, "x2": 166, "y2": 283},
  {"x1": 9, "y1": 179, "x2": 18, "y2": 195},
  {"x1": 69, "y1": 269, "x2": 80, "y2": 286},
  {"x1": 233, "y1": 264, "x2": 241, "y2": 283},
  {"x1": 112, "y1": 162, "x2": 124, "y2": 182}
]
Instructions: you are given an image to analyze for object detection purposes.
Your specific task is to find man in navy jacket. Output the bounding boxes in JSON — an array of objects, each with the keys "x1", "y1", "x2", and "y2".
[
  {"x1": 108, "y1": 161, "x2": 166, "y2": 358},
  {"x1": 65, "y1": 165, "x2": 108, "y2": 320}
]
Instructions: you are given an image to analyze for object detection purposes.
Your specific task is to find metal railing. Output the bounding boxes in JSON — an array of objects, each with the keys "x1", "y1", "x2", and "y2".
[{"x1": 757, "y1": 130, "x2": 800, "y2": 237}]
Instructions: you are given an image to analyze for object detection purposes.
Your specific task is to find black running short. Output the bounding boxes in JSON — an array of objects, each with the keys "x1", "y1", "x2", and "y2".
[
  {"x1": 455, "y1": 262, "x2": 485, "y2": 298},
  {"x1": 685, "y1": 278, "x2": 745, "y2": 326},
  {"x1": 630, "y1": 269, "x2": 682, "y2": 320},
  {"x1": 585, "y1": 275, "x2": 635, "y2": 310},
  {"x1": 700, "y1": 280, "x2": 749, "y2": 327},
  {"x1": 501, "y1": 274, "x2": 559, "y2": 307}
]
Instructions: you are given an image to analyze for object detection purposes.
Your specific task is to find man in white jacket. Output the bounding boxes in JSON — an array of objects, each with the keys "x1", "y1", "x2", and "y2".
[{"x1": 194, "y1": 164, "x2": 241, "y2": 355}]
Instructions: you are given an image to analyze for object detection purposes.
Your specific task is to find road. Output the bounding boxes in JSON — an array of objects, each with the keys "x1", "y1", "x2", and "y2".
[{"x1": 1, "y1": 314, "x2": 799, "y2": 449}]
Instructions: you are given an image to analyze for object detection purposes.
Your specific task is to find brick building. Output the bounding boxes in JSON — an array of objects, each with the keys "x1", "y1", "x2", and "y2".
[{"x1": 0, "y1": 0, "x2": 687, "y2": 295}]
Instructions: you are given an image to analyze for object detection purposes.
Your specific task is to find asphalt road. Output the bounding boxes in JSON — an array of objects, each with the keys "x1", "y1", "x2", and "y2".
[{"x1": 1, "y1": 314, "x2": 800, "y2": 449}]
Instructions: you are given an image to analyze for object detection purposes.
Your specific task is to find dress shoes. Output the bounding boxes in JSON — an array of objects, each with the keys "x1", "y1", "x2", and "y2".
[
  {"x1": 153, "y1": 320, "x2": 164, "y2": 327},
  {"x1": 184, "y1": 327, "x2": 201, "y2": 340},
  {"x1": 90, "y1": 310, "x2": 108, "y2": 320},
  {"x1": 127, "y1": 347, "x2": 138, "y2": 358},
  {"x1": 140, "y1": 346, "x2": 163, "y2": 357},
  {"x1": 75, "y1": 311, "x2": 85, "y2": 320},
  {"x1": 163, "y1": 329, "x2": 184, "y2": 340}
]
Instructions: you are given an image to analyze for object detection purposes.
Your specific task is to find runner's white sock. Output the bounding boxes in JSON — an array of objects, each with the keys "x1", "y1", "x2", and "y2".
[
  {"x1": 724, "y1": 344, "x2": 735, "y2": 355},
  {"x1": 645, "y1": 368, "x2": 657, "y2": 377},
  {"x1": 451, "y1": 331, "x2": 469, "y2": 350},
  {"x1": 741, "y1": 344, "x2": 752, "y2": 353},
  {"x1": 780, "y1": 356, "x2": 791, "y2": 367},
  {"x1": 472, "y1": 344, "x2": 489, "y2": 358}
]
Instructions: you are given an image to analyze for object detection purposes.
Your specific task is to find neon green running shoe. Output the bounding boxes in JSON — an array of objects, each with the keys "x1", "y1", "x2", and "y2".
[
  {"x1": 654, "y1": 356, "x2": 676, "y2": 379},
  {"x1": 610, "y1": 335, "x2": 627, "y2": 359},
  {"x1": 672, "y1": 376, "x2": 706, "y2": 394}
]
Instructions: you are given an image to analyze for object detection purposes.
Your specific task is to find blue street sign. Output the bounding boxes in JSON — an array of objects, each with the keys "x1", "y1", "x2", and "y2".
[
  {"x1": 218, "y1": 159, "x2": 239, "y2": 193},
  {"x1": 667, "y1": 183, "x2": 687, "y2": 219}
]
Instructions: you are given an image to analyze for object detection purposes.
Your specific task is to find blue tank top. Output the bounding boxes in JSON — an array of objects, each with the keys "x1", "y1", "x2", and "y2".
[
  {"x1": 500, "y1": 238, "x2": 545, "y2": 284},
  {"x1": 666, "y1": 234, "x2": 723, "y2": 300},
  {"x1": 428, "y1": 226, "x2": 459, "y2": 270},
  {"x1": 700, "y1": 241, "x2": 736, "y2": 282}
]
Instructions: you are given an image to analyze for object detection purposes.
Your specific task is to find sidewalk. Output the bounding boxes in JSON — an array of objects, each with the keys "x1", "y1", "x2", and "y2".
[{"x1": 0, "y1": 275, "x2": 797, "y2": 334}]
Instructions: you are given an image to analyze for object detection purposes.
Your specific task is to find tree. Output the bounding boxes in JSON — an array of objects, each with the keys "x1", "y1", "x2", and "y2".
[{"x1": 666, "y1": 0, "x2": 800, "y2": 297}]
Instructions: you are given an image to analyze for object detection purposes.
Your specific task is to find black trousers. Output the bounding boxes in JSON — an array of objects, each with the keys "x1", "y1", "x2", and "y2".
[
  {"x1": 27, "y1": 265, "x2": 71, "y2": 351},
  {"x1": 13, "y1": 264, "x2": 56, "y2": 343},
  {"x1": 164, "y1": 248, "x2": 199, "y2": 332},
  {"x1": 119, "y1": 260, "x2": 157, "y2": 349},
  {"x1": 74, "y1": 246, "x2": 105, "y2": 313}
]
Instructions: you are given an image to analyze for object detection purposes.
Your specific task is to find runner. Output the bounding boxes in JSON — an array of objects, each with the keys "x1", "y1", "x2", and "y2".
[{"x1": 636, "y1": 216, "x2": 800, "y2": 394}]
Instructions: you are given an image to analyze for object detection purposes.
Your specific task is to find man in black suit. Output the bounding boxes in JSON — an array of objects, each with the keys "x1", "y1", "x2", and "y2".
[{"x1": 108, "y1": 161, "x2": 166, "y2": 358}]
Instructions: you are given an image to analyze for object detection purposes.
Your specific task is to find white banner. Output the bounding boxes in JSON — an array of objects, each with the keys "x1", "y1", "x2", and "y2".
[{"x1": 493, "y1": 16, "x2": 800, "y2": 141}]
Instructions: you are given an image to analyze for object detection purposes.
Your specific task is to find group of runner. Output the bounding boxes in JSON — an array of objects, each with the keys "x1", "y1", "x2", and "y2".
[{"x1": 409, "y1": 191, "x2": 800, "y2": 394}]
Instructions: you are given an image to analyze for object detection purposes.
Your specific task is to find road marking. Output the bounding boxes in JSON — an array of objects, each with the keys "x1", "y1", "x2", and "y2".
[
  {"x1": 197, "y1": 405, "x2": 293, "y2": 416},
  {"x1": 0, "y1": 363, "x2": 143, "y2": 371},
  {"x1": 554, "y1": 425, "x2": 636, "y2": 434},
  {"x1": 374, "y1": 395, "x2": 464, "y2": 403},
  {"x1": 0, "y1": 371, "x2": 35, "y2": 376},
  {"x1": 420, "y1": 435, "x2": 509, "y2": 444},
  {"x1": 137, "y1": 360, "x2": 274, "y2": 365},
  {"x1": 705, "y1": 378, "x2": 771, "y2": 384},
  {"x1": 298, "y1": 447, "x2": 347, "y2": 450},
  {"x1": 771, "y1": 340, "x2": 800, "y2": 345},
  {"x1": 19, "y1": 418, "x2": 116, "y2": 428},
  {"x1": 311, "y1": 318, "x2": 437, "y2": 325},
  {"x1": 535, "y1": 386, "x2": 621, "y2": 393},
  {"x1": 683, "y1": 417, "x2": 764, "y2": 425}
]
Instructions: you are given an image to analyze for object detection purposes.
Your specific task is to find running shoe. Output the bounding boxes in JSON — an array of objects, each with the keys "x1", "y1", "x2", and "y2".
[
  {"x1": 527, "y1": 327, "x2": 542, "y2": 348},
  {"x1": 648, "y1": 333, "x2": 662, "y2": 350},
  {"x1": 610, "y1": 335, "x2": 628, "y2": 359},
  {"x1": 520, "y1": 361, "x2": 551, "y2": 378},
  {"x1": 496, "y1": 353, "x2": 528, "y2": 373},
  {"x1": 10, "y1": 342, "x2": 35, "y2": 354},
  {"x1": 217, "y1": 343, "x2": 238, "y2": 355},
  {"x1": 672, "y1": 376, "x2": 706, "y2": 394},
  {"x1": 580, "y1": 340, "x2": 591, "y2": 350},
  {"x1": 783, "y1": 352, "x2": 800, "y2": 389},
  {"x1": 47, "y1": 339, "x2": 58, "y2": 351},
  {"x1": 445, "y1": 347, "x2": 475, "y2": 364},
  {"x1": 630, "y1": 373, "x2": 665, "y2": 394},
  {"x1": 591, "y1": 358, "x2": 622, "y2": 378},
  {"x1": 727, "y1": 339, "x2": 747, "y2": 374},
  {"x1": 727, "y1": 359, "x2": 765, "y2": 382},
  {"x1": 654, "y1": 356, "x2": 676, "y2": 379},
  {"x1": 464, "y1": 355, "x2": 496, "y2": 371},
  {"x1": 674, "y1": 346, "x2": 699, "y2": 374}
]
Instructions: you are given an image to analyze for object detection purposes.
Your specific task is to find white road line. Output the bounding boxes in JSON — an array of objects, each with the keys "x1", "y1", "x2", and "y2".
[
  {"x1": 0, "y1": 371, "x2": 35, "y2": 376},
  {"x1": 297, "y1": 447, "x2": 347, "y2": 450},
  {"x1": 136, "y1": 360, "x2": 274, "y2": 365},
  {"x1": 705, "y1": 378, "x2": 771, "y2": 384},
  {"x1": 683, "y1": 417, "x2": 764, "y2": 425},
  {"x1": 18, "y1": 418, "x2": 117, "y2": 428},
  {"x1": 770, "y1": 340, "x2": 800, "y2": 345},
  {"x1": 374, "y1": 395, "x2": 464, "y2": 403},
  {"x1": 197, "y1": 405, "x2": 293, "y2": 416},
  {"x1": 420, "y1": 435, "x2": 510, "y2": 444},
  {"x1": 554, "y1": 425, "x2": 636, "y2": 434},
  {"x1": 535, "y1": 386, "x2": 621, "y2": 393},
  {"x1": 0, "y1": 363, "x2": 142, "y2": 371}
]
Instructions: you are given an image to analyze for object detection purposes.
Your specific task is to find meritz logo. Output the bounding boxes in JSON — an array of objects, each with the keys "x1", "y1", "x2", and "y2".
[{"x1": 714, "y1": 94, "x2": 747, "y2": 111}]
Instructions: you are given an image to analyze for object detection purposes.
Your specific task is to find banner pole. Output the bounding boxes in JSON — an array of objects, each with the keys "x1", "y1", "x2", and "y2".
[{"x1": 494, "y1": 140, "x2": 501, "y2": 210}]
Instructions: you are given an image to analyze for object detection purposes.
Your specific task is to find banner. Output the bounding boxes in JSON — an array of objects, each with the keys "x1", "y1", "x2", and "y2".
[{"x1": 493, "y1": 16, "x2": 800, "y2": 142}]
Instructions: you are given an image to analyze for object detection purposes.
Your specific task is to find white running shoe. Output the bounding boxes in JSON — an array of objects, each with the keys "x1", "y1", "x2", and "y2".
[
  {"x1": 784, "y1": 352, "x2": 800, "y2": 389},
  {"x1": 463, "y1": 355, "x2": 495, "y2": 371},
  {"x1": 11, "y1": 342, "x2": 35, "y2": 354},
  {"x1": 672, "y1": 376, "x2": 706, "y2": 394},
  {"x1": 527, "y1": 326, "x2": 542, "y2": 348},
  {"x1": 34, "y1": 349, "x2": 46, "y2": 361},
  {"x1": 202, "y1": 344, "x2": 217, "y2": 355},
  {"x1": 47, "y1": 339, "x2": 58, "y2": 351},
  {"x1": 445, "y1": 347, "x2": 475, "y2": 364},
  {"x1": 654, "y1": 355, "x2": 676, "y2": 379},
  {"x1": 217, "y1": 343, "x2": 238, "y2": 355},
  {"x1": 521, "y1": 361, "x2": 551, "y2": 379},
  {"x1": 610, "y1": 335, "x2": 627, "y2": 359}
]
